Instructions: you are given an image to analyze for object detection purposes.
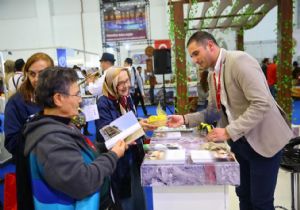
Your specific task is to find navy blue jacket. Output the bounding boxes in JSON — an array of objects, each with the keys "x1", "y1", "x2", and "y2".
[
  {"x1": 4, "y1": 92, "x2": 41, "y2": 156},
  {"x1": 95, "y1": 95, "x2": 145, "y2": 199}
]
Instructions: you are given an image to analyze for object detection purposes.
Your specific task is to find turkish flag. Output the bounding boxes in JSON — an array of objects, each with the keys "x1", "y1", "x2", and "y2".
[{"x1": 154, "y1": 40, "x2": 171, "y2": 49}]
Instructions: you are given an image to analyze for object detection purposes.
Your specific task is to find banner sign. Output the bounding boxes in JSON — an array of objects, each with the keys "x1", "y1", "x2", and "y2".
[
  {"x1": 103, "y1": 3, "x2": 147, "y2": 42},
  {"x1": 56, "y1": 48, "x2": 67, "y2": 67},
  {"x1": 132, "y1": 54, "x2": 148, "y2": 64}
]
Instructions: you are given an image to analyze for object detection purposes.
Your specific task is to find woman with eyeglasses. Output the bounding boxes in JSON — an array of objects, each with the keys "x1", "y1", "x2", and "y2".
[
  {"x1": 21, "y1": 67, "x2": 126, "y2": 210},
  {"x1": 4, "y1": 52, "x2": 54, "y2": 210},
  {"x1": 95, "y1": 67, "x2": 156, "y2": 210},
  {"x1": 4, "y1": 52, "x2": 54, "y2": 157}
]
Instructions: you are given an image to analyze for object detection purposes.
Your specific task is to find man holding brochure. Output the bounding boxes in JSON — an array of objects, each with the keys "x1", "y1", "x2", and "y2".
[{"x1": 95, "y1": 67, "x2": 156, "y2": 210}]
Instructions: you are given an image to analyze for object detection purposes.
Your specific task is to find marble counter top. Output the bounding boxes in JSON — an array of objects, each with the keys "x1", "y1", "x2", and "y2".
[{"x1": 141, "y1": 132, "x2": 240, "y2": 187}]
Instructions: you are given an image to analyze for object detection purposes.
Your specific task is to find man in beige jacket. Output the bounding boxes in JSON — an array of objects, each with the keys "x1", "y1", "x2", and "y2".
[{"x1": 168, "y1": 31, "x2": 293, "y2": 210}]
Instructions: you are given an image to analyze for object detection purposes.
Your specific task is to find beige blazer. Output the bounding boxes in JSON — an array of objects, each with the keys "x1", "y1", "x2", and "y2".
[{"x1": 186, "y1": 49, "x2": 293, "y2": 157}]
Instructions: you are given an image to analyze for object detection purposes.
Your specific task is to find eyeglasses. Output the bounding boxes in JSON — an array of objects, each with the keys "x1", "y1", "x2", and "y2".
[
  {"x1": 57, "y1": 92, "x2": 82, "y2": 98},
  {"x1": 117, "y1": 79, "x2": 130, "y2": 88}
]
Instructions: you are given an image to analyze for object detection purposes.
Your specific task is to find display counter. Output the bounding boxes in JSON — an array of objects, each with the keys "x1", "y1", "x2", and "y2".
[{"x1": 141, "y1": 130, "x2": 240, "y2": 210}]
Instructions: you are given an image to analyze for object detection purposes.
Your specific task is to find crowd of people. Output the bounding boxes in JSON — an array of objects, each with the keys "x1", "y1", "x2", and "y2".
[
  {"x1": 260, "y1": 56, "x2": 300, "y2": 98},
  {"x1": 2, "y1": 50, "x2": 157, "y2": 210},
  {"x1": 0, "y1": 30, "x2": 296, "y2": 210}
]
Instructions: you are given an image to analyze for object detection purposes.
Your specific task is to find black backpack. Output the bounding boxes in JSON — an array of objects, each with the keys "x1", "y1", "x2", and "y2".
[{"x1": 15, "y1": 130, "x2": 34, "y2": 210}]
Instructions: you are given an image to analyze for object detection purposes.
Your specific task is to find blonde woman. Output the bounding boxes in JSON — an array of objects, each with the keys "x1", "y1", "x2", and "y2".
[{"x1": 95, "y1": 67, "x2": 155, "y2": 210}]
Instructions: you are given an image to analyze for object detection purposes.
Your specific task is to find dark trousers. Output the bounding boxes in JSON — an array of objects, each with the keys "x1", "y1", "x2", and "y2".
[
  {"x1": 149, "y1": 87, "x2": 155, "y2": 105},
  {"x1": 229, "y1": 138, "x2": 282, "y2": 210},
  {"x1": 269, "y1": 85, "x2": 276, "y2": 98},
  {"x1": 132, "y1": 88, "x2": 148, "y2": 116}
]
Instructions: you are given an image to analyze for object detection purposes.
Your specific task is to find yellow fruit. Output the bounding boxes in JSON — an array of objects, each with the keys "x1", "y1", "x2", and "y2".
[{"x1": 147, "y1": 115, "x2": 167, "y2": 126}]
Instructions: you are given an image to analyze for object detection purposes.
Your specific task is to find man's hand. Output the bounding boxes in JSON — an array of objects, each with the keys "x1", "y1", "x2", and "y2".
[
  {"x1": 206, "y1": 128, "x2": 230, "y2": 142},
  {"x1": 111, "y1": 140, "x2": 127, "y2": 158},
  {"x1": 167, "y1": 115, "x2": 184, "y2": 127},
  {"x1": 139, "y1": 118, "x2": 158, "y2": 131}
]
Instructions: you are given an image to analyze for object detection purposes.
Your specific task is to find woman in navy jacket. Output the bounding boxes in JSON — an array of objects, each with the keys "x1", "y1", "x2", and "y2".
[
  {"x1": 95, "y1": 67, "x2": 155, "y2": 210},
  {"x1": 4, "y1": 52, "x2": 54, "y2": 157},
  {"x1": 4, "y1": 52, "x2": 54, "y2": 210}
]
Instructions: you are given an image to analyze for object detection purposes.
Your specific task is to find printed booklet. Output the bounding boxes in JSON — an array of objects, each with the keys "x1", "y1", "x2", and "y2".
[
  {"x1": 143, "y1": 149, "x2": 186, "y2": 165},
  {"x1": 100, "y1": 111, "x2": 145, "y2": 149}
]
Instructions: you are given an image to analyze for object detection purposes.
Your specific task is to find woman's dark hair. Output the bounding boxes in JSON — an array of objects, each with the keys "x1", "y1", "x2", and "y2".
[
  {"x1": 35, "y1": 67, "x2": 79, "y2": 108},
  {"x1": 187, "y1": 31, "x2": 218, "y2": 47},
  {"x1": 19, "y1": 52, "x2": 54, "y2": 103}
]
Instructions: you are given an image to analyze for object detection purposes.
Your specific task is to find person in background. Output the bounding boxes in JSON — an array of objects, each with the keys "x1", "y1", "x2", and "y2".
[
  {"x1": 292, "y1": 67, "x2": 300, "y2": 86},
  {"x1": 87, "y1": 52, "x2": 115, "y2": 97},
  {"x1": 292, "y1": 61, "x2": 300, "y2": 82},
  {"x1": 72, "y1": 65, "x2": 92, "y2": 136},
  {"x1": 197, "y1": 69, "x2": 209, "y2": 111},
  {"x1": 267, "y1": 55, "x2": 277, "y2": 98},
  {"x1": 4, "y1": 52, "x2": 54, "y2": 210},
  {"x1": 95, "y1": 67, "x2": 156, "y2": 210},
  {"x1": 293, "y1": 61, "x2": 298, "y2": 70},
  {"x1": 0, "y1": 77, "x2": 4, "y2": 95},
  {"x1": 168, "y1": 31, "x2": 293, "y2": 210},
  {"x1": 149, "y1": 72, "x2": 157, "y2": 105},
  {"x1": 261, "y1": 57, "x2": 269, "y2": 79},
  {"x1": 21, "y1": 67, "x2": 127, "y2": 210},
  {"x1": 4, "y1": 53, "x2": 54, "y2": 157},
  {"x1": 124, "y1": 58, "x2": 148, "y2": 116},
  {"x1": 136, "y1": 66, "x2": 143, "y2": 80},
  {"x1": 7, "y1": 58, "x2": 25, "y2": 98},
  {"x1": 4, "y1": 60, "x2": 15, "y2": 93},
  {"x1": 135, "y1": 66, "x2": 148, "y2": 116}
]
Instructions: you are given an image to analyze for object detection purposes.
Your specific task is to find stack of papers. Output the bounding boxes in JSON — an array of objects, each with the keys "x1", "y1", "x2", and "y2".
[
  {"x1": 155, "y1": 125, "x2": 193, "y2": 132},
  {"x1": 190, "y1": 149, "x2": 236, "y2": 163},
  {"x1": 146, "y1": 143, "x2": 183, "y2": 151},
  {"x1": 152, "y1": 131, "x2": 182, "y2": 140},
  {"x1": 143, "y1": 149, "x2": 186, "y2": 164},
  {"x1": 190, "y1": 150, "x2": 215, "y2": 163}
]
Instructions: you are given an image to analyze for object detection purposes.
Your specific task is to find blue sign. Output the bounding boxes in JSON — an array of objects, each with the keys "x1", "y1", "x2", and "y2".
[{"x1": 56, "y1": 48, "x2": 67, "y2": 67}]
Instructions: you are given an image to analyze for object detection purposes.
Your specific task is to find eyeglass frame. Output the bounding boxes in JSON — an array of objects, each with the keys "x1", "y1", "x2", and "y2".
[
  {"x1": 117, "y1": 78, "x2": 131, "y2": 88},
  {"x1": 56, "y1": 91, "x2": 82, "y2": 98}
]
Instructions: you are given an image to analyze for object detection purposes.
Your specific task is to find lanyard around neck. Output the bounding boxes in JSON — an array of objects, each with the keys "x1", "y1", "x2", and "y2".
[{"x1": 213, "y1": 61, "x2": 222, "y2": 110}]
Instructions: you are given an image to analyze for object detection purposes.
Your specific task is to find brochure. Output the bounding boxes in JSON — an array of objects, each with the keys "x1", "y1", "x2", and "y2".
[
  {"x1": 190, "y1": 149, "x2": 235, "y2": 163},
  {"x1": 152, "y1": 131, "x2": 182, "y2": 140},
  {"x1": 143, "y1": 149, "x2": 186, "y2": 164},
  {"x1": 144, "y1": 142, "x2": 183, "y2": 151},
  {"x1": 190, "y1": 150, "x2": 215, "y2": 163},
  {"x1": 100, "y1": 111, "x2": 145, "y2": 149},
  {"x1": 81, "y1": 96, "x2": 99, "y2": 121},
  {"x1": 155, "y1": 125, "x2": 194, "y2": 132}
]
